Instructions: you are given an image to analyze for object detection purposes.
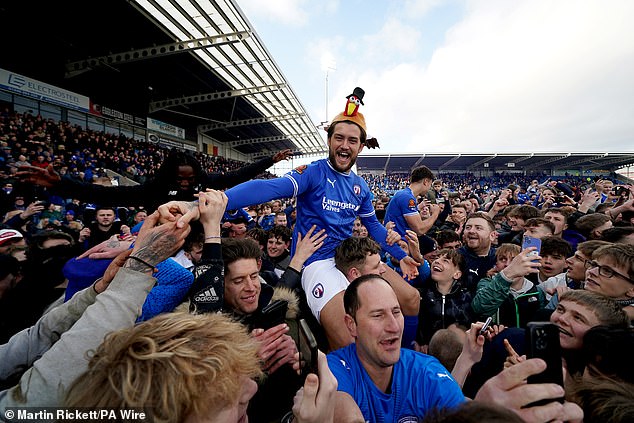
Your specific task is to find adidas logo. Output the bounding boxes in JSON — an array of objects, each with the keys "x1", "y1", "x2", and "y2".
[{"x1": 194, "y1": 287, "x2": 219, "y2": 303}]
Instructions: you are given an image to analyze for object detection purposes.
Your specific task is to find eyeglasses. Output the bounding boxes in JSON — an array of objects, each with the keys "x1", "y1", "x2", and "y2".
[
  {"x1": 587, "y1": 261, "x2": 634, "y2": 284},
  {"x1": 571, "y1": 254, "x2": 592, "y2": 269}
]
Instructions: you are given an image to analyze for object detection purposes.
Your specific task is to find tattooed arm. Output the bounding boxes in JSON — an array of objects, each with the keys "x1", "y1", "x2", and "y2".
[{"x1": 124, "y1": 210, "x2": 191, "y2": 273}]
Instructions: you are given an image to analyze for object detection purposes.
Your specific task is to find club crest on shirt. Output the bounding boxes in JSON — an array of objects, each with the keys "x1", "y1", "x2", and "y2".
[
  {"x1": 408, "y1": 199, "x2": 416, "y2": 208},
  {"x1": 312, "y1": 283, "x2": 324, "y2": 298},
  {"x1": 353, "y1": 184, "x2": 361, "y2": 196},
  {"x1": 294, "y1": 165, "x2": 308, "y2": 174},
  {"x1": 397, "y1": 417, "x2": 419, "y2": 423}
]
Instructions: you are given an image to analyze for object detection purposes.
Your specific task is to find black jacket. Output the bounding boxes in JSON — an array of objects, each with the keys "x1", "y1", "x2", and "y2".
[
  {"x1": 417, "y1": 279, "x2": 474, "y2": 345},
  {"x1": 48, "y1": 156, "x2": 275, "y2": 211},
  {"x1": 458, "y1": 245, "x2": 497, "y2": 294}
]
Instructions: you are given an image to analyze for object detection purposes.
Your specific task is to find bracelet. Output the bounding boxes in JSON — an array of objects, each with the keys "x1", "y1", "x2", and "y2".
[
  {"x1": 205, "y1": 235, "x2": 222, "y2": 240},
  {"x1": 127, "y1": 255, "x2": 156, "y2": 271}
]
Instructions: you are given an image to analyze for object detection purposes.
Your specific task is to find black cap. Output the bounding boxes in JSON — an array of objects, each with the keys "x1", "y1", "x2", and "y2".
[{"x1": 346, "y1": 87, "x2": 365, "y2": 105}]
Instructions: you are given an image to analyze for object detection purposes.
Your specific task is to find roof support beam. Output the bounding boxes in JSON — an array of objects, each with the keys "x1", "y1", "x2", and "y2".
[
  {"x1": 510, "y1": 153, "x2": 534, "y2": 164},
  {"x1": 583, "y1": 155, "x2": 634, "y2": 170},
  {"x1": 229, "y1": 133, "x2": 315, "y2": 148},
  {"x1": 149, "y1": 83, "x2": 285, "y2": 112},
  {"x1": 467, "y1": 154, "x2": 497, "y2": 171},
  {"x1": 530, "y1": 154, "x2": 571, "y2": 169},
  {"x1": 412, "y1": 154, "x2": 426, "y2": 168},
  {"x1": 552, "y1": 154, "x2": 607, "y2": 170},
  {"x1": 197, "y1": 113, "x2": 299, "y2": 132},
  {"x1": 250, "y1": 151, "x2": 325, "y2": 161},
  {"x1": 439, "y1": 154, "x2": 461, "y2": 171},
  {"x1": 384, "y1": 155, "x2": 392, "y2": 174},
  {"x1": 65, "y1": 32, "x2": 250, "y2": 78}
]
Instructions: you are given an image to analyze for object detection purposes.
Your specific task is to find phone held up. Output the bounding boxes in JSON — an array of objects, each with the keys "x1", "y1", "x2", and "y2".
[
  {"x1": 524, "y1": 322, "x2": 564, "y2": 407},
  {"x1": 298, "y1": 318, "x2": 318, "y2": 380},
  {"x1": 255, "y1": 299, "x2": 288, "y2": 330},
  {"x1": 522, "y1": 235, "x2": 541, "y2": 260}
]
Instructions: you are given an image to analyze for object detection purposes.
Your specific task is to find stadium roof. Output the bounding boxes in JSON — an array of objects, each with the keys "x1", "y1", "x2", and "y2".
[
  {"x1": 356, "y1": 152, "x2": 634, "y2": 174},
  {"x1": 0, "y1": 0, "x2": 325, "y2": 159}
]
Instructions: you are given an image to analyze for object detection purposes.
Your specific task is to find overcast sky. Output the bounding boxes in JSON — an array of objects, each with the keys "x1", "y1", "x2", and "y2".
[{"x1": 238, "y1": 0, "x2": 634, "y2": 156}]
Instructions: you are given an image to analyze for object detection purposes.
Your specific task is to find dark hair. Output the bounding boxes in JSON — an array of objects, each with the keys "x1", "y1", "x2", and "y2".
[
  {"x1": 183, "y1": 220, "x2": 205, "y2": 253},
  {"x1": 435, "y1": 230, "x2": 461, "y2": 247},
  {"x1": 435, "y1": 248, "x2": 465, "y2": 275},
  {"x1": 575, "y1": 213, "x2": 611, "y2": 238},
  {"x1": 343, "y1": 274, "x2": 390, "y2": 318},
  {"x1": 507, "y1": 205, "x2": 540, "y2": 220},
  {"x1": 595, "y1": 203, "x2": 613, "y2": 214},
  {"x1": 267, "y1": 225, "x2": 292, "y2": 243},
  {"x1": 540, "y1": 236, "x2": 572, "y2": 258},
  {"x1": 567, "y1": 377, "x2": 634, "y2": 423},
  {"x1": 245, "y1": 228, "x2": 268, "y2": 249},
  {"x1": 29, "y1": 230, "x2": 75, "y2": 249},
  {"x1": 221, "y1": 238, "x2": 262, "y2": 274},
  {"x1": 327, "y1": 121, "x2": 367, "y2": 144},
  {"x1": 582, "y1": 326, "x2": 634, "y2": 384},
  {"x1": 543, "y1": 207, "x2": 572, "y2": 220},
  {"x1": 335, "y1": 237, "x2": 381, "y2": 275},
  {"x1": 223, "y1": 214, "x2": 244, "y2": 225},
  {"x1": 156, "y1": 149, "x2": 204, "y2": 187},
  {"x1": 95, "y1": 206, "x2": 116, "y2": 214},
  {"x1": 600, "y1": 226, "x2": 634, "y2": 244},
  {"x1": 410, "y1": 166, "x2": 434, "y2": 184},
  {"x1": 524, "y1": 217, "x2": 555, "y2": 234}
]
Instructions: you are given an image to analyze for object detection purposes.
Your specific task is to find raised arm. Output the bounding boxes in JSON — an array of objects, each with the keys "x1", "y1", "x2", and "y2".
[{"x1": 0, "y1": 211, "x2": 189, "y2": 408}]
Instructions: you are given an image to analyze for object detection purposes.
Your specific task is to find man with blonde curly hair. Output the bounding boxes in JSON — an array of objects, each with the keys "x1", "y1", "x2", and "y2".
[{"x1": 65, "y1": 312, "x2": 262, "y2": 422}]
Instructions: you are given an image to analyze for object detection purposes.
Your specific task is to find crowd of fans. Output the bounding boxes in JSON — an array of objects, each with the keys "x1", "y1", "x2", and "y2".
[
  {"x1": 0, "y1": 110, "x2": 274, "y2": 187},
  {"x1": 0, "y1": 109, "x2": 633, "y2": 422}
]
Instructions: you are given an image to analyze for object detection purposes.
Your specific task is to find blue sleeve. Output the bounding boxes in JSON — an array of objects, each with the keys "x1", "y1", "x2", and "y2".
[
  {"x1": 421, "y1": 359, "x2": 466, "y2": 409},
  {"x1": 327, "y1": 352, "x2": 354, "y2": 395},
  {"x1": 401, "y1": 192, "x2": 419, "y2": 216},
  {"x1": 363, "y1": 215, "x2": 407, "y2": 261},
  {"x1": 239, "y1": 208, "x2": 254, "y2": 224},
  {"x1": 418, "y1": 259, "x2": 431, "y2": 281},
  {"x1": 225, "y1": 177, "x2": 295, "y2": 210}
]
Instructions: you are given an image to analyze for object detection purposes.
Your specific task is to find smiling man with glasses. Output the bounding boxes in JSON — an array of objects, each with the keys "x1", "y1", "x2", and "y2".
[
  {"x1": 585, "y1": 244, "x2": 634, "y2": 320},
  {"x1": 565, "y1": 240, "x2": 611, "y2": 288}
]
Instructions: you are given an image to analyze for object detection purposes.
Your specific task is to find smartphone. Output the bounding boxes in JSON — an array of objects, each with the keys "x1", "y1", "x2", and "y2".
[
  {"x1": 524, "y1": 322, "x2": 564, "y2": 406},
  {"x1": 522, "y1": 235, "x2": 541, "y2": 260},
  {"x1": 298, "y1": 318, "x2": 318, "y2": 379},
  {"x1": 256, "y1": 299, "x2": 288, "y2": 330},
  {"x1": 614, "y1": 186, "x2": 628, "y2": 197},
  {"x1": 479, "y1": 316, "x2": 493, "y2": 335}
]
